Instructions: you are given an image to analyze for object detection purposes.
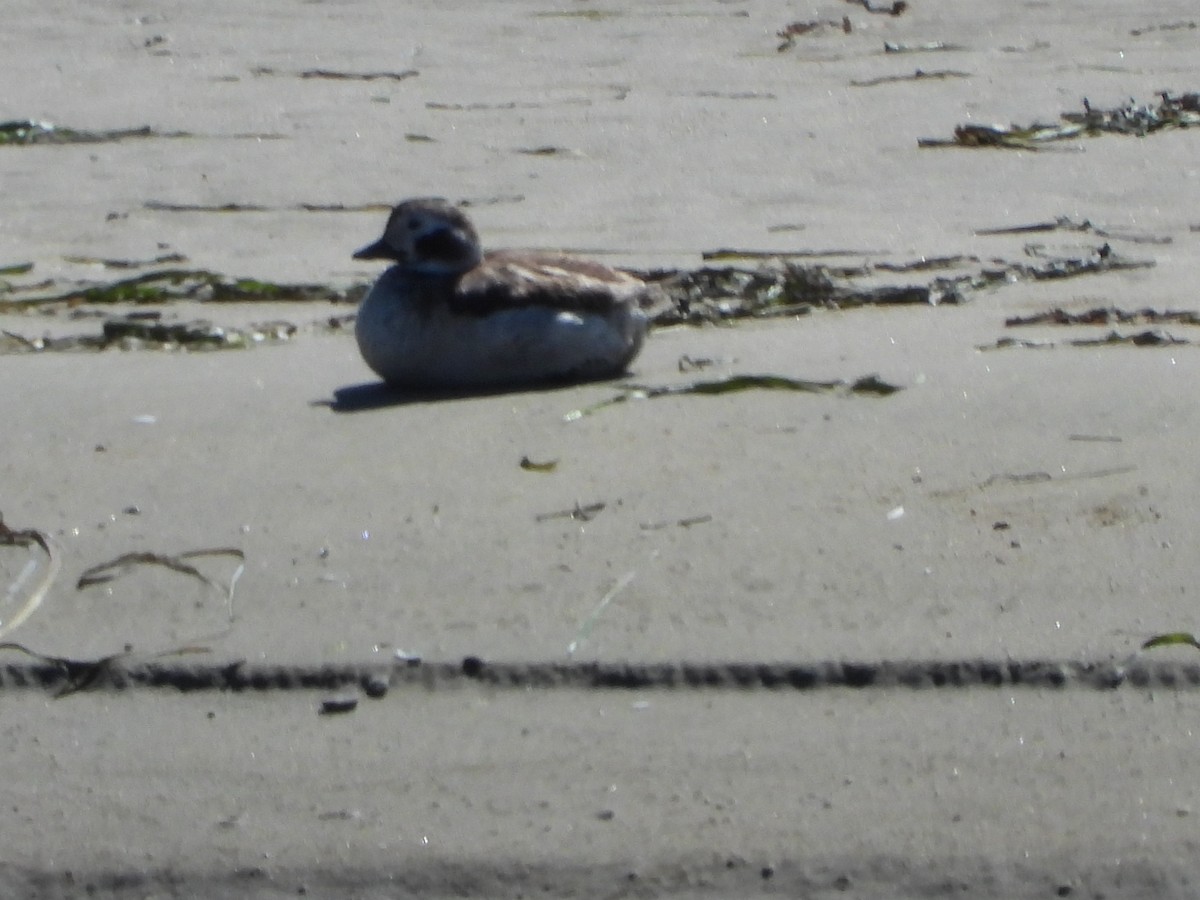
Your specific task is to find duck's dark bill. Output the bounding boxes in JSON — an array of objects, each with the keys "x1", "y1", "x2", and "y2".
[{"x1": 353, "y1": 238, "x2": 393, "y2": 260}]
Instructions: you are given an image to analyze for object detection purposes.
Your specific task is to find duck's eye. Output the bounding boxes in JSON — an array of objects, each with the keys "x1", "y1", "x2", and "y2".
[{"x1": 407, "y1": 218, "x2": 421, "y2": 231}]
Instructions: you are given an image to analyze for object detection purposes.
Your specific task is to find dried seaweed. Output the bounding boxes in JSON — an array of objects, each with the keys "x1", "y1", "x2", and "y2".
[
  {"x1": 776, "y1": 18, "x2": 851, "y2": 51},
  {"x1": 694, "y1": 91, "x2": 777, "y2": 101},
  {"x1": 426, "y1": 100, "x2": 552, "y2": 112},
  {"x1": 655, "y1": 373, "x2": 901, "y2": 397},
  {"x1": 62, "y1": 253, "x2": 189, "y2": 269},
  {"x1": 0, "y1": 120, "x2": 187, "y2": 146},
  {"x1": 78, "y1": 547, "x2": 243, "y2": 598},
  {"x1": 0, "y1": 119, "x2": 281, "y2": 146},
  {"x1": 922, "y1": 122, "x2": 1085, "y2": 149},
  {"x1": 143, "y1": 200, "x2": 390, "y2": 213},
  {"x1": 642, "y1": 245, "x2": 1149, "y2": 325},
  {"x1": 0, "y1": 513, "x2": 60, "y2": 640},
  {"x1": 532, "y1": 9, "x2": 619, "y2": 19},
  {"x1": 145, "y1": 201, "x2": 272, "y2": 213},
  {"x1": 0, "y1": 547, "x2": 245, "y2": 696},
  {"x1": 700, "y1": 247, "x2": 873, "y2": 261},
  {"x1": 678, "y1": 354, "x2": 717, "y2": 372},
  {"x1": 884, "y1": 41, "x2": 963, "y2": 54},
  {"x1": 515, "y1": 145, "x2": 580, "y2": 157},
  {"x1": 251, "y1": 67, "x2": 417, "y2": 82},
  {"x1": 1130, "y1": 21, "x2": 1196, "y2": 37},
  {"x1": 929, "y1": 467, "x2": 1137, "y2": 504},
  {"x1": 564, "y1": 374, "x2": 901, "y2": 419},
  {"x1": 975, "y1": 216, "x2": 1172, "y2": 244},
  {"x1": 519, "y1": 456, "x2": 559, "y2": 473},
  {"x1": 874, "y1": 255, "x2": 975, "y2": 272},
  {"x1": 640, "y1": 514, "x2": 712, "y2": 531},
  {"x1": 981, "y1": 304, "x2": 1200, "y2": 351},
  {"x1": 1143, "y1": 633, "x2": 1200, "y2": 651},
  {"x1": 77, "y1": 546, "x2": 245, "y2": 642},
  {"x1": 920, "y1": 92, "x2": 1200, "y2": 148},
  {"x1": 645, "y1": 265, "x2": 845, "y2": 323},
  {"x1": 1, "y1": 315, "x2": 298, "y2": 354},
  {"x1": 980, "y1": 330, "x2": 1190, "y2": 351},
  {"x1": 100, "y1": 316, "x2": 294, "y2": 347},
  {"x1": 1005, "y1": 307, "x2": 1200, "y2": 328},
  {"x1": 850, "y1": 69, "x2": 970, "y2": 88},
  {"x1": 535, "y1": 502, "x2": 606, "y2": 523},
  {"x1": 1064, "y1": 92, "x2": 1200, "y2": 134},
  {"x1": 4, "y1": 269, "x2": 363, "y2": 308},
  {"x1": 0, "y1": 331, "x2": 36, "y2": 352},
  {"x1": 302, "y1": 69, "x2": 417, "y2": 82},
  {"x1": 0, "y1": 262, "x2": 35, "y2": 297},
  {"x1": 1013, "y1": 244, "x2": 1153, "y2": 280}
]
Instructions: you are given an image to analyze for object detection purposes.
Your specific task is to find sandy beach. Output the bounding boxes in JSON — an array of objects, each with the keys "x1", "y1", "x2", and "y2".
[{"x1": 3, "y1": 1, "x2": 1200, "y2": 897}]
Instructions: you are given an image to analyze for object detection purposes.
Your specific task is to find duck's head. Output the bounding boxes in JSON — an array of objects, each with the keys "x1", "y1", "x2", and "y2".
[{"x1": 353, "y1": 197, "x2": 483, "y2": 275}]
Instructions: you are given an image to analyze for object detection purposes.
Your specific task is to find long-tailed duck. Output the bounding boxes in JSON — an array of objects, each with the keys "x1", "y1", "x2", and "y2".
[{"x1": 352, "y1": 198, "x2": 650, "y2": 388}]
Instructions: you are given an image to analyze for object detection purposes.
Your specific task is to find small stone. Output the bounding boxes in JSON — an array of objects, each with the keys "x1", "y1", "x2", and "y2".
[
  {"x1": 319, "y1": 695, "x2": 358, "y2": 716},
  {"x1": 363, "y1": 674, "x2": 390, "y2": 698}
]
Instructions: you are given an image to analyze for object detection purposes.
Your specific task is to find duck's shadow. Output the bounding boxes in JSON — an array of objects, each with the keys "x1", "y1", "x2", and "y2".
[{"x1": 317, "y1": 379, "x2": 598, "y2": 412}]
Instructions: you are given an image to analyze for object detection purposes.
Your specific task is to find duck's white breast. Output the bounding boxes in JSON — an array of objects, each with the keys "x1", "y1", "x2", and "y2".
[{"x1": 355, "y1": 268, "x2": 647, "y2": 388}]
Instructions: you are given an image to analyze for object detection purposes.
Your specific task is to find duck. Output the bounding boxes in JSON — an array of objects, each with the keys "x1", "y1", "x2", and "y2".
[{"x1": 352, "y1": 198, "x2": 651, "y2": 388}]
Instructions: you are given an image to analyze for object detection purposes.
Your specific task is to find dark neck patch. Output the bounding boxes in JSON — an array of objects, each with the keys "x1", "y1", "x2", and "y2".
[{"x1": 415, "y1": 229, "x2": 475, "y2": 268}]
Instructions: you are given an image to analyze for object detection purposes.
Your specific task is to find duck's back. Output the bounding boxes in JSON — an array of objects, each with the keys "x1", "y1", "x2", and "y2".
[{"x1": 453, "y1": 251, "x2": 650, "y2": 315}]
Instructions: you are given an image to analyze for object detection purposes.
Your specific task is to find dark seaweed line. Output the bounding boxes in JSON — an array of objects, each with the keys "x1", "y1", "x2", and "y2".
[{"x1": 0, "y1": 657, "x2": 1197, "y2": 695}]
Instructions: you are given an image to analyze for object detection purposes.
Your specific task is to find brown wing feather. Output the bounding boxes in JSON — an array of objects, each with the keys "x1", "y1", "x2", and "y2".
[{"x1": 451, "y1": 251, "x2": 646, "y2": 316}]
